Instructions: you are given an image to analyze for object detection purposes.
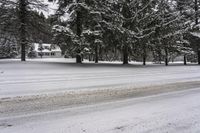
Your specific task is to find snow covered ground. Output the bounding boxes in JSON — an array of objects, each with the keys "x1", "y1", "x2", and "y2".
[
  {"x1": 1, "y1": 58, "x2": 200, "y2": 133},
  {"x1": 0, "y1": 58, "x2": 200, "y2": 98},
  {"x1": 1, "y1": 87, "x2": 200, "y2": 133}
]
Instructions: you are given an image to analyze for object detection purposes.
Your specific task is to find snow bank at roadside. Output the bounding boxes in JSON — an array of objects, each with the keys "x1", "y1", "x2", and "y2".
[{"x1": 1, "y1": 80, "x2": 200, "y2": 119}]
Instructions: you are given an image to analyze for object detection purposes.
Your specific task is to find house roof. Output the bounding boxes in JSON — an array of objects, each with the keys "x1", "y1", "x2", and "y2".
[{"x1": 33, "y1": 43, "x2": 61, "y2": 53}]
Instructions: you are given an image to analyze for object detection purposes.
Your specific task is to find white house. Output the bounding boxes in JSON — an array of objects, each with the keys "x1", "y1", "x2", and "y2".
[{"x1": 33, "y1": 43, "x2": 62, "y2": 58}]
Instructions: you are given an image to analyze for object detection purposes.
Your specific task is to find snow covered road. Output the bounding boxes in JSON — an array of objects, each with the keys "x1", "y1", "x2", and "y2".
[
  {"x1": 0, "y1": 60, "x2": 200, "y2": 98},
  {"x1": 1, "y1": 87, "x2": 200, "y2": 133}
]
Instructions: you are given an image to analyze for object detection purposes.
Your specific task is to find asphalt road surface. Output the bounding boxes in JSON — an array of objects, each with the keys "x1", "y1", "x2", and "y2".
[{"x1": 1, "y1": 87, "x2": 200, "y2": 133}]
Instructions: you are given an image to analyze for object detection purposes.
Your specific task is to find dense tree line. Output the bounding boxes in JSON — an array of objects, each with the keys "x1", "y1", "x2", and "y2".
[
  {"x1": 52, "y1": 0, "x2": 200, "y2": 65},
  {"x1": 1, "y1": 0, "x2": 200, "y2": 65}
]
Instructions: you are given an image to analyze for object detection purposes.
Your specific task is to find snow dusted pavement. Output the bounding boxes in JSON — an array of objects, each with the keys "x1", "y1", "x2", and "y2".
[{"x1": 1, "y1": 87, "x2": 200, "y2": 133}]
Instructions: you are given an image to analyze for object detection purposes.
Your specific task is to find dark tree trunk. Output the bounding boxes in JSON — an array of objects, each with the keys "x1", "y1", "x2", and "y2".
[
  {"x1": 99, "y1": 45, "x2": 102, "y2": 61},
  {"x1": 81, "y1": 54, "x2": 84, "y2": 61},
  {"x1": 195, "y1": 0, "x2": 199, "y2": 65},
  {"x1": 76, "y1": 53, "x2": 82, "y2": 63},
  {"x1": 184, "y1": 55, "x2": 187, "y2": 65},
  {"x1": 198, "y1": 50, "x2": 200, "y2": 65},
  {"x1": 93, "y1": 54, "x2": 95, "y2": 61},
  {"x1": 95, "y1": 45, "x2": 99, "y2": 63},
  {"x1": 76, "y1": 8, "x2": 82, "y2": 63},
  {"x1": 123, "y1": 45, "x2": 128, "y2": 64},
  {"x1": 143, "y1": 56, "x2": 146, "y2": 66},
  {"x1": 19, "y1": 0, "x2": 27, "y2": 61},
  {"x1": 143, "y1": 44, "x2": 146, "y2": 66},
  {"x1": 158, "y1": 47, "x2": 162, "y2": 64},
  {"x1": 114, "y1": 46, "x2": 117, "y2": 61},
  {"x1": 165, "y1": 58, "x2": 168, "y2": 66},
  {"x1": 89, "y1": 55, "x2": 92, "y2": 61},
  {"x1": 165, "y1": 48, "x2": 168, "y2": 66}
]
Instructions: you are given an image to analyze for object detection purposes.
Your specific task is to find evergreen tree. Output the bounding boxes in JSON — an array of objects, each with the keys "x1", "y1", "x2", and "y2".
[
  {"x1": 0, "y1": 0, "x2": 50, "y2": 60},
  {"x1": 54, "y1": 0, "x2": 90, "y2": 63},
  {"x1": 54, "y1": 0, "x2": 122, "y2": 63},
  {"x1": 152, "y1": 0, "x2": 190, "y2": 65}
]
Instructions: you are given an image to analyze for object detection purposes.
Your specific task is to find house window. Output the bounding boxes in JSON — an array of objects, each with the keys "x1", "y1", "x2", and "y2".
[
  {"x1": 45, "y1": 53, "x2": 50, "y2": 56},
  {"x1": 51, "y1": 52, "x2": 55, "y2": 56},
  {"x1": 44, "y1": 46, "x2": 49, "y2": 49}
]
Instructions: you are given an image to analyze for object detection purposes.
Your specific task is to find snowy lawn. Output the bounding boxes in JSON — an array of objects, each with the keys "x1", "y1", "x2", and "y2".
[{"x1": 0, "y1": 58, "x2": 200, "y2": 98}]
